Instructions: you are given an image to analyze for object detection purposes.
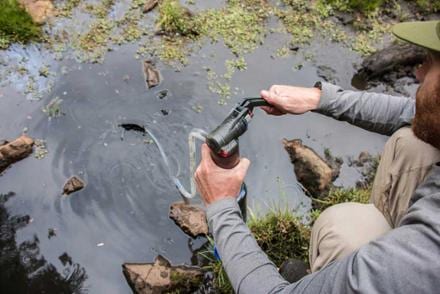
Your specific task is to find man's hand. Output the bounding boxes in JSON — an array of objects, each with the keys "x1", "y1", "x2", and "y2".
[
  {"x1": 194, "y1": 144, "x2": 251, "y2": 206},
  {"x1": 260, "y1": 85, "x2": 321, "y2": 115}
]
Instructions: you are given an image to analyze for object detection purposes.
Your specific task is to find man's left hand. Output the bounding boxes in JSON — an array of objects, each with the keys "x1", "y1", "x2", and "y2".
[{"x1": 194, "y1": 144, "x2": 251, "y2": 205}]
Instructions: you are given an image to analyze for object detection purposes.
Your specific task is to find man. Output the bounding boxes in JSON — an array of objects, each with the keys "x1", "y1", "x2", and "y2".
[{"x1": 195, "y1": 20, "x2": 440, "y2": 293}]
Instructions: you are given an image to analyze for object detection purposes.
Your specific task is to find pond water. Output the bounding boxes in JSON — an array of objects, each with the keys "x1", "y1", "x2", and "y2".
[{"x1": 0, "y1": 2, "x2": 398, "y2": 293}]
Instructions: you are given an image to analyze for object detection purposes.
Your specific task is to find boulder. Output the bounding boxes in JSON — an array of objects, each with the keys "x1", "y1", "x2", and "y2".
[
  {"x1": 18, "y1": 0, "x2": 54, "y2": 25},
  {"x1": 0, "y1": 135, "x2": 34, "y2": 174},
  {"x1": 63, "y1": 176, "x2": 85, "y2": 195},
  {"x1": 283, "y1": 139, "x2": 334, "y2": 197},
  {"x1": 122, "y1": 255, "x2": 204, "y2": 294},
  {"x1": 169, "y1": 201, "x2": 208, "y2": 238}
]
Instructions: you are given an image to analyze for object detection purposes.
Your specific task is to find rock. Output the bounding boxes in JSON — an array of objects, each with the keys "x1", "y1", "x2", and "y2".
[
  {"x1": 18, "y1": 0, "x2": 54, "y2": 25},
  {"x1": 63, "y1": 176, "x2": 85, "y2": 195},
  {"x1": 279, "y1": 259, "x2": 309, "y2": 283},
  {"x1": 122, "y1": 255, "x2": 204, "y2": 294},
  {"x1": 357, "y1": 42, "x2": 426, "y2": 80},
  {"x1": 169, "y1": 201, "x2": 208, "y2": 238},
  {"x1": 143, "y1": 0, "x2": 158, "y2": 13},
  {"x1": 283, "y1": 139, "x2": 333, "y2": 197},
  {"x1": 0, "y1": 135, "x2": 34, "y2": 174},
  {"x1": 143, "y1": 60, "x2": 161, "y2": 89}
]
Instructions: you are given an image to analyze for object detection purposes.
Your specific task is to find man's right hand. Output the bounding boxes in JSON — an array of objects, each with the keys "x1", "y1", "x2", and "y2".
[{"x1": 260, "y1": 85, "x2": 321, "y2": 115}]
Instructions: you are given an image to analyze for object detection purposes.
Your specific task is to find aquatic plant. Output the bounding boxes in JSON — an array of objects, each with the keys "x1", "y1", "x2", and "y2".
[
  {"x1": 320, "y1": 0, "x2": 384, "y2": 13},
  {"x1": 157, "y1": 0, "x2": 199, "y2": 36},
  {"x1": 0, "y1": 0, "x2": 41, "y2": 49}
]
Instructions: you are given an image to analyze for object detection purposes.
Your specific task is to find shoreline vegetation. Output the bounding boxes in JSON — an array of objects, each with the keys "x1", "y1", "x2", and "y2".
[{"x1": 1, "y1": 0, "x2": 439, "y2": 102}]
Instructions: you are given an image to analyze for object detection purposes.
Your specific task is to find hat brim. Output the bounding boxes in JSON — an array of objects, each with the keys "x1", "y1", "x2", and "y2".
[{"x1": 392, "y1": 21, "x2": 440, "y2": 52}]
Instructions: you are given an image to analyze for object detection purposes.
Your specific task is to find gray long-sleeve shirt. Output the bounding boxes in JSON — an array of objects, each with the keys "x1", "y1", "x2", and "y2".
[{"x1": 206, "y1": 83, "x2": 440, "y2": 293}]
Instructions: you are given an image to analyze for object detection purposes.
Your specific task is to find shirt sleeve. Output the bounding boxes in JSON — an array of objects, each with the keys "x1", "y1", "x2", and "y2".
[
  {"x1": 207, "y1": 164, "x2": 440, "y2": 294},
  {"x1": 314, "y1": 82, "x2": 415, "y2": 136}
]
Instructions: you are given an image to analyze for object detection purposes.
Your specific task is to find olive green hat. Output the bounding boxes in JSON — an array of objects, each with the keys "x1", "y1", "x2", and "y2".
[{"x1": 393, "y1": 20, "x2": 440, "y2": 52}]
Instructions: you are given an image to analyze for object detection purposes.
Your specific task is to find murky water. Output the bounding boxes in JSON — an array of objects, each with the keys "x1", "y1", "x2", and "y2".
[{"x1": 0, "y1": 3, "x2": 400, "y2": 293}]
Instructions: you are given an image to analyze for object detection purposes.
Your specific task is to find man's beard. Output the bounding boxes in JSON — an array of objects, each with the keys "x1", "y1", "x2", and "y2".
[{"x1": 412, "y1": 80, "x2": 440, "y2": 150}]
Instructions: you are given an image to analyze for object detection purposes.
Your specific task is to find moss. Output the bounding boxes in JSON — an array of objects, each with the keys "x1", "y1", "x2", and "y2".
[
  {"x1": 157, "y1": 0, "x2": 199, "y2": 36},
  {"x1": 320, "y1": 0, "x2": 384, "y2": 13},
  {"x1": 0, "y1": 0, "x2": 41, "y2": 48},
  {"x1": 76, "y1": 19, "x2": 114, "y2": 63},
  {"x1": 412, "y1": 0, "x2": 440, "y2": 13},
  {"x1": 57, "y1": 0, "x2": 81, "y2": 17},
  {"x1": 197, "y1": 0, "x2": 270, "y2": 55},
  {"x1": 169, "y1": 270, "x2": 203, "y2": 292}
]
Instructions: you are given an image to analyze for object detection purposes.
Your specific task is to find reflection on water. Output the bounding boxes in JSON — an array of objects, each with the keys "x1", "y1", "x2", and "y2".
[{"x1": 0, "y1": 192, "x2": 88, "y2": 293}]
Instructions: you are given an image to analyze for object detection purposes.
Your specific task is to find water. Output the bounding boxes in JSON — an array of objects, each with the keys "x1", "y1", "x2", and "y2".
[{"x1": 0, "y1": 9, "x2": 393, "y2": 294}]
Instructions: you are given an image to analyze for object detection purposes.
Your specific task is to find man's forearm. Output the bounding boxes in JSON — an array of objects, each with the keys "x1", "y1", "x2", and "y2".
[
  {"x1": 207, "y1": 197, "x2": 289, "y2": 293},
  {"x1": 315, "y1": 82, "x2": 415, "y2": 135}
]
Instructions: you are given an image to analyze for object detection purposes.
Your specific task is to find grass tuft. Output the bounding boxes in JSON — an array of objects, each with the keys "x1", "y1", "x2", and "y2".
[{"x1": 0, "y1": 0, "x2": 41, "y2": 49}]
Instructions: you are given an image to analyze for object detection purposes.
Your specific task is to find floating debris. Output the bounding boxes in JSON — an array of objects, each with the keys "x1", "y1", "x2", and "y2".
[
  {"x1": 155, "y1": 89, "x2": 169, "y2": 99},
  {"x1": 0, "y1": 135, "x2": 34, "y2": 174},
  {"x1": 34, "y1": 139, "x2": 48, "y2": 159},
  {"x1": 192, "y1": 104, "x2": 203, "y2": 113},
  {"x1": 48, "y1": 228, "x2": 57, "y2": 239},
  {"x1": 42, "y1": 97, "x2": 63, "y2": 118},
  {"x1": 169, "y1": 201, "x2": 208, "y2": 238},
  {"x1": 122, "y1": 255, "x2": 204, "y2": 294},
  {"x1": 161, "y1": 109, "x2": 169, "y2": 116},
  {"x1": 63, "y1": 176, "x2": 85, "y2": 195},
  {"x1": 143, "y1": 60, "x2": 161, "y2": 89},
  {"x1": 96, "y1": 242, "x2": 104, "y2": 247}
]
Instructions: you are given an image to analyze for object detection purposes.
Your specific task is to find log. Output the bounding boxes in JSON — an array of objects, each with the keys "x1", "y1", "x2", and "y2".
[
  {"x1": 0, "y1": 135, "x2": 34, "y2": 174},
  {"x1": 358, "y1": 42, "x2": 426, "y2": 80}
]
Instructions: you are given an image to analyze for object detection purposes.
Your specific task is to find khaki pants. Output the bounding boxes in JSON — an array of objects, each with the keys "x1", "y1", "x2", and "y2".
[{"x1": 309, "y1": 127, "x2": 440, "y2": 272}]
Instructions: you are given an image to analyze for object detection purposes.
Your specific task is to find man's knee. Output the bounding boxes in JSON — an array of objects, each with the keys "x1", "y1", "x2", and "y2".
[
  {"x1": 391, "y1": 127, "x2": 440, "y2": 168},
  {"x1": 309, "y1": 203, "x2": 391, "y2": 272}
]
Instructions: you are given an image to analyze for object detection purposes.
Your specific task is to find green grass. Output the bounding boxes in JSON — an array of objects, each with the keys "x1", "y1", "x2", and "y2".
[
  {"x1": 248, "y1": 207, "x2": 311, "y2": 265},
  {"x1": 157, "y1": 0, "x2": 200, "y2": 36},
  {"x1": 0, "y1": 0, "x2": 41, "y2": 49},
  {"x1": 320, "y1": 0, "x2": 384, "y2": 13}
]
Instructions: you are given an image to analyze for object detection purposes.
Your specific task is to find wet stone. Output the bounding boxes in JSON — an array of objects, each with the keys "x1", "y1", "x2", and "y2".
[
  {"x1": 18, "y1": 0, "x2": 54, "y2": 24},
  {"x1": 143, "y1": 0, "x2": 158, "y2": 13},
  {"x1": 169, "y1": 201, "x2": 208, "y2": 238},
  {"x1": 122, "y1": 255, "x2": 204, "y2": 294},
  {"x1": 63, "y1": 176, "x2": 85, "y2": 195},
  {"x1": 283, "y1": 139, "x2": 334, "y2": 198},
  {"x1": 0, "y1": 135, "x2": 34, "y2": 174},
  {"x1": 143, "y1": 60, "x2": 161, "y2": 89}
]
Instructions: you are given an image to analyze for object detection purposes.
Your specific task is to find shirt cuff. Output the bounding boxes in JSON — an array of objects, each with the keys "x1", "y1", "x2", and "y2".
[
  {"x1": 206, "y1": 197, "x2": 240, "y2": 221},
  {"x1": 315, "y1": 81, "x2": 342, "y2": 112}
]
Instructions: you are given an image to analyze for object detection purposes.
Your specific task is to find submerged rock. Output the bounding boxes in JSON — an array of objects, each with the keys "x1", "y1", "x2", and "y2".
[
  {"x1": 18, "y1": 0, "x2": 54, "y2": 24},
  {"x1": 283, "y1": 139, "x2": 333, "y2": 197},
  {"x1": 122, "y1": 255, "x2": 204, "y2": 294},
  {"x1": 0, "y1": 135, "x2": 34, "y2": 174},
  {"x1": 143, "y1": 61, "x2": 161, "y2": 89},
  {"x1": 169, "y1": 201, "x2": 208, "y2": 238},
  {"x1": 143, "y1": 0, "x2": 158, "y2": 13},
  {"x1": 63, "y1": 176, "x2": 85, "y2": 195}
]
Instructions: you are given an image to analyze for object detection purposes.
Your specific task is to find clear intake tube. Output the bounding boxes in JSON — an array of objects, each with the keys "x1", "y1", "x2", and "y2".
[{"x1": 145, "y1": 128, "x2": 207, "y2": 204}]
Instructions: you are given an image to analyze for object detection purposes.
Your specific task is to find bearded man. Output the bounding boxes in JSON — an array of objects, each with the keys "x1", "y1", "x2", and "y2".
[{"x1": 195, "y1": 20, "x2": 440, "y2": 293}]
